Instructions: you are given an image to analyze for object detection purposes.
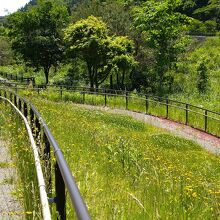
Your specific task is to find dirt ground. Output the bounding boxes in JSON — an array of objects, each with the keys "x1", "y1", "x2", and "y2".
[{"x1": 0, "y1": 141, "x2": 23, "y2": 219}]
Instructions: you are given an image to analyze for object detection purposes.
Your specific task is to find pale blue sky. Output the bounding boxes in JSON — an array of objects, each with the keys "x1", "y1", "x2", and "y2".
[{"x1": 0, "y1": 0, "x2": 30, "y2": 16}]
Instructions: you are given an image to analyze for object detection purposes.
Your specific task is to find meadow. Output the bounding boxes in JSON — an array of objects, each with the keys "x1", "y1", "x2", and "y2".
[
  {"x1": 26, "y1": 96, "x2": 220, "y2": 219},
  {"x1": 21, "y1": 88, "x2": 220, "y2": 137}
]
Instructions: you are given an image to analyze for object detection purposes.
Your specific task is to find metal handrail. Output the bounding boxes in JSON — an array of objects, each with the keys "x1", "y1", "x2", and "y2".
[
  {"x1": 1, "y1": 88, "x2": 91, "y2": 220},
  {"x1": 0, "y1": 96, "x2": 51, "y2": 220},
  {"x1": 0, "y1": 79, "x2": 219, "y2": 136}
]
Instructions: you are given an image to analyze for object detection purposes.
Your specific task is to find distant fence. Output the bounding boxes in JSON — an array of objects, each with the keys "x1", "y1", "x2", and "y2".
[
  {"x1": 0, "y1": 71, "x2": 35, "y2": 84},
  {"x1": 0, "y1": 88, "x2": 90, "y2": 220},
  {"x1": 0, "y1": 74, "x2": 219, "y2": 137},
  {"x1": 32, "y1": 84, "x2": 220, "y2": 138}
]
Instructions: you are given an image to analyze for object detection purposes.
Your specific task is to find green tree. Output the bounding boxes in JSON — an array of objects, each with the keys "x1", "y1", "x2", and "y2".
[
  {"x1": 8, "y1": 0, "x2": 69, "y2": 84},
  {"x1": 133, "y1": 0, "x2": 189, "y2": 95},
  {"x1": 65, "y1": 16, "x2": 136, "y2": 89},
  {"x1": 0, "y1": 37, "x2": 14, "y2": 66},
  {"x1": 110, "y1": 36, "x2": 137, "y2": 90}
]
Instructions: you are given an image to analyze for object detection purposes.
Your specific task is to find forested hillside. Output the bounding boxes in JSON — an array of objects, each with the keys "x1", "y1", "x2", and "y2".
[{"x1": 0, "y1": 0, "x2": 219, "y2": 109}]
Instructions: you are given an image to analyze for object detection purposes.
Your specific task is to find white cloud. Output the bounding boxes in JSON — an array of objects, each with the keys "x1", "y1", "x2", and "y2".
[{"x1": 0, "y1": 0, "x2": 30, "y2": 16}]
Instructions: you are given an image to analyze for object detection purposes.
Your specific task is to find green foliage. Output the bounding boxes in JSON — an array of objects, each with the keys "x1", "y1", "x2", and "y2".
[
  {"x1": 8, "y1": 0, "x2": 69, "y2": 84},
  {"x1": 133, "y1": 0, "x2": 189, "y2": 95},
  {"x1": 71, "y1": 0, "x2": 132, "y2": 36},
  {"x1": 197, "y1": 61, "x2": 209, "y2": 93},
  {"x1": 65, "y1": 15, "x2": 136, "y2": 89},
  {"x1": 0, "y1": 37, "x2": 14, "y2": 65},
  {"x1": 65, "y1": 15, "x2": 111, "y2": 88},
  {"x1": 29, "y1": 96, "x2": 220, "y2": 219}
]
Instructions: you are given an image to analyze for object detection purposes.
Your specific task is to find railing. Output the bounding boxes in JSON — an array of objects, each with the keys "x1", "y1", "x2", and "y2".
[
  {"x1": 0, "y1": 77, "x2": 220, "y2": 137},
  {"x1": 0, "y1": 71, "x2": 35, "y2": 84},
  {"x1": 0, "y1": 88, "x2": 90, "y2": 220},
  {"x1": 29, "y1": 84, "x2": 220, "y2": 138}
]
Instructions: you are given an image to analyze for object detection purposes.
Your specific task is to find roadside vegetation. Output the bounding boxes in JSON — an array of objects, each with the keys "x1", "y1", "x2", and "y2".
[
  {"x1": 0, "y1": 103, "x2": 41, "y2": 219},
  {"x1": 28, "y1": 96, "x2": 220, "y2": 219}
]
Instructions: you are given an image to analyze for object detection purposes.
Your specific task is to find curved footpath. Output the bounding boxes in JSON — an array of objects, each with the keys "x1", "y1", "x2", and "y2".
[{"x1": 78, "y1": 104, "x2": 220, "y2": 155}]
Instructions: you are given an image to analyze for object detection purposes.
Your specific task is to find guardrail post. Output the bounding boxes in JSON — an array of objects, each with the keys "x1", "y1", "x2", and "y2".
[
  {"x1": 60, "y1": 86, "x2": 63, "y2": 99},
  {"x1": 104, "y1": 89, "x2": 107, "y2": 107},
  {"x1": 23, "y1": 102, "x2": 28, "y2": 118},
  {"x1": 18, "y1": 98, "x2": 22, "y2": 111},
  {"x1": 145, "y1": 95, "x2": 149, "y2": 114},
  {"x1": 55, "y1": 163, "x2": 66, "y2": 220},
  {"x1": 205, "y1": 110, "x2": 208, "y2": 132},
  {"x1": 166, "y1": 96, "x2": 169, "y2": 119},
  {"x1": 9, "y1": 92, "x2": 13, "y2": 102},
  {"x1": 125, "y1": 92, "x2": 128, "y2": 110},
  {"x1": 185, "y1": 104, "x2": 189, "y2": 125},
  {"x1": 35, "y1": 117, "x2": 41, "y2": 141},
  {"x1": 43, "y1": 133, "x2": 51, "y2": 195},
  {"x1": 14, "y1": 94, "x2": 17, "y2": 107},
  {"x1": 30, "y1": 108, "x2": 34, "y2": 130}
]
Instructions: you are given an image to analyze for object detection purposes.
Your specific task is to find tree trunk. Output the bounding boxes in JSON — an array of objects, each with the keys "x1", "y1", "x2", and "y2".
[
  {"x1": 44, "y1": 66, "x2": 50, "y2": 84},
  {"x1": 94, "y1": 68, "x2": 98, "y2": 91},
  {"x1": 87, "y1": 63, "x2": 94, "y2": 90},
  {"x1": 110, "y1": 74, "x2": 113, "y2": 90},
  {"x1": 116, "y1": 73, "x2": 119, "y2": 89},
  {"x1": 121, "y1": 69, "x2": 125, "y2": 90}
]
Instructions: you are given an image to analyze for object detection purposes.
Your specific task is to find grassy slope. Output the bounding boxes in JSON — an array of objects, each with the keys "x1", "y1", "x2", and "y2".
[
  {"x1": 30, "y1": 97, "x2": 220, "y2": 219},
  {"x1": 171, "y1": 36, "x2": 220, "y2": 111}
]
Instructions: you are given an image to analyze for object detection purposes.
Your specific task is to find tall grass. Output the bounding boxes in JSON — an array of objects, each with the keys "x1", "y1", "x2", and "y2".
[
  {"x1": 20, "y1": 88, "x2": 220, "y2": 137},
  {"x1": 0, "y1": 102, "x2": 42, "y2": 219},
  {"x1": 30, "y1": 97, "x2": 220, "y2": 219}
]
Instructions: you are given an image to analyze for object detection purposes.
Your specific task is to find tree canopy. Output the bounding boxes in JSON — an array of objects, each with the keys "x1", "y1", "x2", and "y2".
[
  {"x1": 8, "y1": 0, "x2": 69, "y2": 84},
  {"x1": 64, "y1": 15, "x2": 136, "y2": 89},
  {"x1": 133, "y1": 0, "x2": 189, "y2": 94}
]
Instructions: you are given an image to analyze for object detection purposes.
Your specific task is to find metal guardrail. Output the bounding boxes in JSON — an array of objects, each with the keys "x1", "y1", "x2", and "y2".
[
  {"x1": 0, "y1": 96, "x2": 51, "y2": 220},
  {"x1": 0, "y1": 74, "x2": 219, "y2": 137},
  {"x1": 0, "y1": 71, "x2": 35, "y2": 84},
  {"x1": 0, "y1": 88, "x2": 91, "y2": 220},
  {"x1": 31, "y1": 85, "x2": 220, "y2": 138}
]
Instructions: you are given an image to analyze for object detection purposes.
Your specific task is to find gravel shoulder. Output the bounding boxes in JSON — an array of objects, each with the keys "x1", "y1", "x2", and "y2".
[
  {"x1": 0, "y1": 141, "x2": 23, "y2": 219},
  {"x1": 77, "y1": 104, "x2": 220, "y2": 155}
]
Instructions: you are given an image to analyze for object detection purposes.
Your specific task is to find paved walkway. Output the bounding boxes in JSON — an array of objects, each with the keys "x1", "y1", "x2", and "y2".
[
  {"x1": 0, "y1": 141, "x2": 23, "y2": 219},
  {"x1": 78, "y1": 104, "x2": 220, "y2": 155}
]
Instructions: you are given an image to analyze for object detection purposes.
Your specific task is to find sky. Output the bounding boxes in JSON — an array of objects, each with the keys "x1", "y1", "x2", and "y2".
[{"x1": 0, "y1": 0, "x2": 30, "y2": 16}]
